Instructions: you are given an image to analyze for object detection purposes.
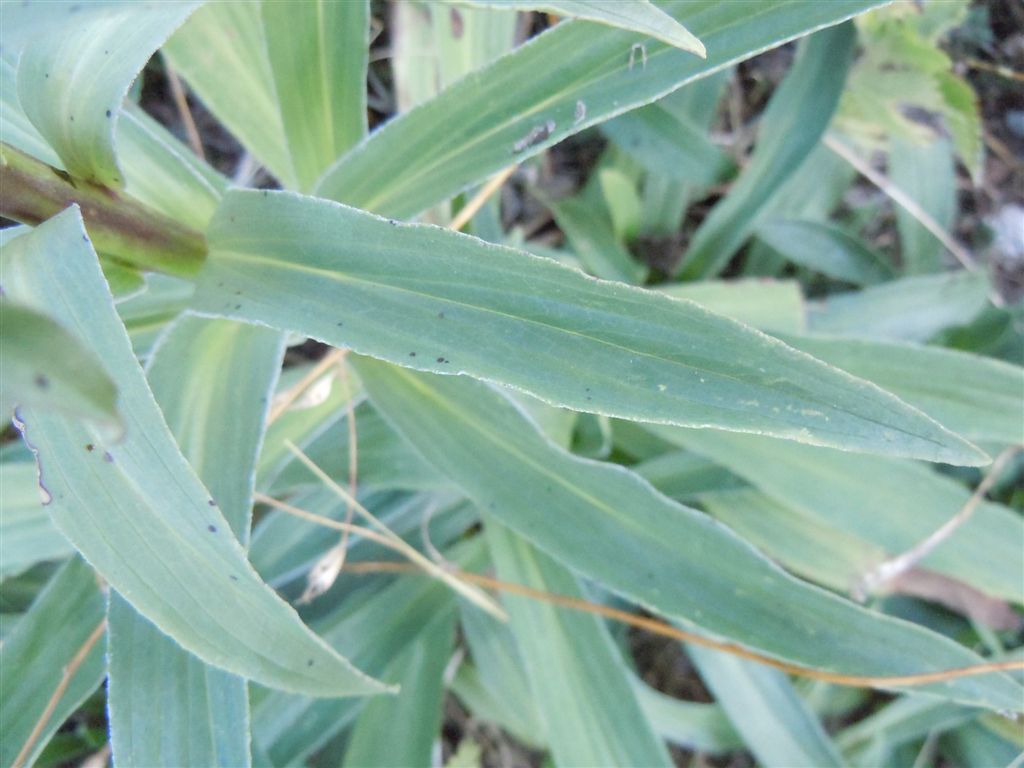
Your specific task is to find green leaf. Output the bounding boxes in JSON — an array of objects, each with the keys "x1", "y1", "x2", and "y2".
[
  {"x1": 890, "y1": 137, "x2": 955, "y2": 275},
  {"x1": 15, "y1": 2, "x2": 198, "y2": 187},
  {"x1": 118, "y1": 103, "x2": 226, "y2": 230},
  {"x1": 598, "y1": 167, "x2": 643, "y2": 243},
  {"x1": 191, "y1": 190, "x2": 985, "y2": 465},
  {"x1": 352, "y1": 359, "x2": 1024, "y2": 711},
  {"x1": 108, "y1": 596, "x2": 253, "y2": 768},
  {"x1": 262, "y1": 0, "x2": 369, "y2": 192},
  {"x1": 453, "y1": 0, "x2": 705, "y2": 57},
  {"x1": 837, "y1": 694, "x2": 974, "y2": 764},
  {"x1": 808, "y1": 271, "x2": 990, "y2": 342},
  {"x1": 657, "y1": 428, "x2": 1024, "y2": 604},
  {"x1": 545, "y1": 190, "x2": 647, "y2": 283},
  {"x1": 3, "y1": 207, "x2": 388, "y2": 698},
  {"x1": 343, "y1": 611, "x2": 456, "y2": 768},
  {"x1": 162, "y1": 1, "x2": 295, "y2": 187},
  {"x1": 638, "y1": 684, "x2": 742, "y2": 753},
  {"x1": 454, "y1": 602, "x2": 545, "y2": 747},
  {"x1": 700, "y1": 487, "x2": 884, "y2": 592},
  {"x1": 315, "y1": 0, "x2": 888, "y2": 218},
  {"x1": 107, "y1": 317, "x2": 284, "y2": 767},
  {"x1": 781, "y1": 334, "x2": 1024, "y2": 447},
  {"x1": 0, "y1": 296, "x2": 119, "y2": 427},
  {"x1": 486, "y1": 522, "x2": 672, "y2": 766},
  {"x1": 688, "y1": 645, "x2": 843, "y2": 768},
  {"x1": 0, "y1": 557, "x2": 106, "y2": 768},
  {"x1": 0, "y1": 462, "x2": 73, "y2": 579},
  {"x1": 251, "y1": 544, "x2": 474, "y2": 765},
  {"x1": 659, "y1": 278, "x2": 805, "y2": 334},
  {"x1": 678, "y1": 23, "x2": 856, "y2": 278},
  {"x1": 755, "y1": 219, "x2": 894, "y2": 286},
  {"x1": 601, "y1": 100, "x2": 734, "y2": 187}
]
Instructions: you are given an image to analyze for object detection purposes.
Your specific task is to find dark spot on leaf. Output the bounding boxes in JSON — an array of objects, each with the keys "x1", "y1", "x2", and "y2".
[
  {"x1": 388, "y1": 219, "x2": 396, "y2": 226},
  {"x1": 450, "y1": 7, "x2": 463, "y2": 37},
  {"x1": 69, "y1": 115, "x2": 74, "y2": 122},
  {"x1": 307, "y1": 659, "x2": 314, "y2": 667},
  {"x1": 586, "y1": 396, "x2": 592, "y2": 401},
  {"x1": 233, "y1": 290, "x2": 242, "y2": 295},
  {"x1": 229, "y1": 574, "x2": 238, "y2": 581},
  {"x1": 105, "y1": 109, "x2": 111, "y2": 118},
  {"x1": 262, "y1": 190, "x2": 269, "y2": 197},
  {"x1": 336, "y1": 321, "x2": 344, "y2": 327},
  {"x1": 409, "y1": 352, "x2": 416, "y2": 357},
  {"x1": 34, "y1": 373, "x2": 49, "y2": 389},
  {"x1": 103, "y1": 451, "x2": 114, "y2": 462},
  {"x1": 85, "y1": 444, "x2": 94, "y2": 452},
  {"x1": 437, "y1": 312, "x2": 445, "y2": 319},
  {"x1": 234, "y1": 304, "x2": 242, "y2": 310},
  {"x1": 208, "y1": 499, "x2": 217, "y2": 507},
  {"x1": 208, "y1": 524, "x2": 218, "y2": 533}
]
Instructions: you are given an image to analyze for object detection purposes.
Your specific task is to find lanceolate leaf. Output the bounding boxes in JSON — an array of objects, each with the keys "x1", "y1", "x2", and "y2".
[
  {"x1": 688, "y1": 645, "x2": 842, "y2": 768},
  {"x1": 16, "y1": 2, "x2": 198, "y2": 187},
  {"x1": 0, "y1": 297, "x2": 119, "y2": 427},
  {"x1": 0, "y1": 557, "x2": 106, "y2": 768},
  {"x1": 191, "y1": 190, "x2": 984, "y2": 465},
  {"x1": 162, "y1": 1, "x2": 295, "y2": 187},
  {"x1": 343, "y1": 612, "x2": 456, "y2": 768},
  {"x1": 262, "y1": 0, "x2": 369, "y2": 191},
  {"x1": 353, "y1": 358, "x2": 1024, "y2": 711},
  {"x1": 486, "y1": 523, "x2": 672, "y2": 766},
  {"x1": 3, "y1": 209, "x2": 388, "y2": 698},
  {"x1": 657, "y1": 429, "x2": 1024, "y2": 604},
  {"x1": 781, "y1": 334, "x2": 1024, "y2": 446},
  {"x1": 755, "y1": 219, "x2": 894, "y2": 286},
  {"x1": 107, "y1": 317, "x2": 284, "y2": 767},
  {"x1": 452, "y1": 0, "x2": 705, "y2": 57},
  {"x1": 677, "y1": 23, "x2": 856, "y2": 279},
  {"x1": 315, "y1": 0, "x2": 888, "y2": 218}
]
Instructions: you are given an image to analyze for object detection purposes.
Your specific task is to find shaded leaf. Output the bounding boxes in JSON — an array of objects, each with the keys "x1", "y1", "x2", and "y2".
[{"x1": 1, "y1": 296, "x2": 119, "y2": 427}]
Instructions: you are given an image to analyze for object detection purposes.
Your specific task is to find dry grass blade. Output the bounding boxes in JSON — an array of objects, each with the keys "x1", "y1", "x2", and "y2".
[
  {"x1": 162, "y1": 55, "x2": 205, "y2": 162},
  {"x1": 281, "y1": 441, "x2": 508, "y2": 620},
  {"x1": 824, "y1": 134, "x2": 978, "y2": 272},
  {"x1": 856, "y1": 445, "x2": 1023, "y2": 598},
  {"x1": 267, "y1": 348, "x2": 348, "y2": 424},
  {"x1": 343, "y1": 561, "x2": 1024, "y2": 691},
  {"x1": 449, "y1": 164, "x2": 518, "y2": 232}
]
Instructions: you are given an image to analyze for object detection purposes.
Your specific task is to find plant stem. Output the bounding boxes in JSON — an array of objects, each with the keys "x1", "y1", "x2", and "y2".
[{"x1": 0, "y1": 142, "x2": 206, "y2": 278}]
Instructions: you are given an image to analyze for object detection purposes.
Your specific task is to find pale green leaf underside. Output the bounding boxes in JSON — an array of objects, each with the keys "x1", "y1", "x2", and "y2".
[
  {"x1": 452, "y1": 0, "x2": 705, "y2": 57},
  {"x1": 0, "y1": 297, "x2": 119, "y2": 427},
  {"x1": 16, "y1": 2, "x2": 198, "y2": 187},
  {"x1": 191, "y1": 190, "x2": 984, "y2": 465},
  {"x1": 2, "y1": 209, "x2": 388, "y2": 698},
  {"x1": 353, "y1": 359, "x2": 1023, "y2": 711},
  {"x1": 316, "y1": 0, "x2": 887, "y2": 219}
]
